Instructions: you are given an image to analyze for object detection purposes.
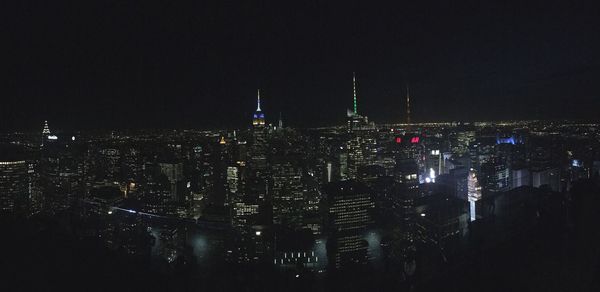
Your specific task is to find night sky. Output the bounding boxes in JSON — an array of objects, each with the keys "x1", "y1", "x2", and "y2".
[{"x1": 3, "y1": 1, "x2": 600, "y2": 132}]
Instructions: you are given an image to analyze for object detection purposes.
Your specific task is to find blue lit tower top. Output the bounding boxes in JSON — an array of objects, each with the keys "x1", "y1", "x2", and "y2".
[{"x1": 252, "y1": 89, "x2": 265, "y2": 126}]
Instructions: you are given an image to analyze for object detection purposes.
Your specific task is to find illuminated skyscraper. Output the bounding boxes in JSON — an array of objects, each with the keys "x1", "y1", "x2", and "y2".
[
  {"x1": 252, "y1": 89, "x2": 265, "y2": 127},
  {"x1": 159, "y1": 162, "x2": 184, "y2": 201},
  {"x1": 346, "y1": 135, "x2": 364, "y2": 180},
  {"x1": 352, "y1": 72, "x2": 358, "y2": 115},
  {"x1": 481, "y1": 158, "x2": 510, "y2": 193},
  {"x1": 248, "y1": 89, "x2": 269, "y2": 205},
  {"x1": 324, "y1": 180, "x2": 375, "y2": 270},
  {"x1": 346, "y1": 72, "x2": 371, "y2": 132},
  {"x1": 227, "y1": 166, "x2": 240, "y2": 198},
  {"x1": 467, "y1": 168, "x2": 482, "y2": 221},
  {"x1": 0, "y1": 145, "x2": 29, "y2": 213},
  {"x1": 41, "y1": 120, "x2": 51, "y2": 146},
  {"x1": 271, "y1": 160, "x2": 303, "y2": 228},
  {"x1": 344, "y1": 73, "x2": 372, "y2": 179},
  {"x1": 250, "y1": 89, "x2": 268, "y2": 172}
]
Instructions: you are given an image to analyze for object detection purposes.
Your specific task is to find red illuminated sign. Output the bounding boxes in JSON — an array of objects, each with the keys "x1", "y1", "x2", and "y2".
[{"x1": 411, "y1": 137, "x2": 420, "y2": 143}]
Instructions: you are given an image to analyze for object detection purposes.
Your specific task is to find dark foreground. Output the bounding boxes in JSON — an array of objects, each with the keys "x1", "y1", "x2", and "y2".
[{"x1": 3, "y1": 180, "x2": 600, "y2": 292}]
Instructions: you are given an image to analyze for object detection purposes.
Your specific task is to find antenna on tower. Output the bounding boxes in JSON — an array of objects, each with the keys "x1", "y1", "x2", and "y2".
[
  {"x1": 406, "y1": 84, "x2": 411, "y2": 126},
  {"x1": 278, "y1": 112, "x2": 283, "y2": 129},
  {"x1": 256, "y1": 89, "x2": 262, "y2": 111},
  {"x1": 42, "y1": 120, "x2": 51, "y2": 135},
  {"x1": 41, "y1": 120, "x2": 51, "y2": 147},
  {"x1": 353, "y1": 72, "x2": 358, "y2": 115}
]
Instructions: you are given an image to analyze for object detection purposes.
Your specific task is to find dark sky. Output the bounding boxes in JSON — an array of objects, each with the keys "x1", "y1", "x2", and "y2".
[{"x1": 3, "y1": 1, "x2": 600, "y2": 132}]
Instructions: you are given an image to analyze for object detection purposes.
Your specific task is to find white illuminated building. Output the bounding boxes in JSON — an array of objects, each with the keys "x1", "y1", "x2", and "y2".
[
  {"x1": 41, "y1": 120, "x2": 51, "y2": 146},
  {"x1": 42, "y1": 120, "x2": 51, "y2": 135},
  {"x1": 424, "y1": 167, "x2": 436, "y2": 183},
  {"x1": 467, "y1": 168, "x2": 482, "y2": 221}
]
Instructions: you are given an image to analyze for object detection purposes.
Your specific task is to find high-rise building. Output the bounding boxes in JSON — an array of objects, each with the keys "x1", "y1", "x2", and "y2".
[
  {"x1": 531, "y1": 167, "x2": 560, "y2": 192},
  {"x1": 323, "y1": 180, "x2": 375, "y2": 270},
  {"x1": 346, "y1": 135, "x2": 364, "y2": 179},
  {"x1": 453, "y1": 130, "x2": 475, "y2": 156},
  {"x1": 481, "y1": 158, "x2": 510, "y2": 193},
  {"x1": 271, "y1": 160, "x2": 304, "y2": 228},
  {"x1": 250, "y1": 89, "x2": 268, "y2": 172},
  {"x1": 437, "y1": 166, "x2": 469, "y2": 201},
  {"x1": 41, "y1": 120, "x2": 51, "y2": 147},
  {"x1": 0, "y1": 145, "x2": 29, "y2": 214},
  {"x1": 394, "y1": 158, "x2": 419, "y2": 189},
  {"x1": 252, "y1": 89, "x2": 265, "y2": 127},
  {"x1": 467, "y1": 169, "x2": 482, "y2": 221},
  {"x1": 226, "y1": 166, "x2": 240, "y2": 200},
  {"x1": 159, "y1": 162, "x2": 184, "y2": 201},
  {"x1": 40, "y1": 138, "x2": 85, "y2": 212},
  {"x1": 511, "y1": 168, "x2": 531, "y2": 189},
  {"x1": 346, "y1": 72, "x2": 372, "y2": 132}
]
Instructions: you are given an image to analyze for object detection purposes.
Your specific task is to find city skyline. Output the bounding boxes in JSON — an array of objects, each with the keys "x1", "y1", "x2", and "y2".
[
  {"x1": 4, "y1": 1, "x2": 600, "y2": 132},
  {"x1": 2, "y1": 3, "x2": 600, "y2": 290},
  {"x1": 5, "y1": 78, "x2": 600, "y2": 134}
]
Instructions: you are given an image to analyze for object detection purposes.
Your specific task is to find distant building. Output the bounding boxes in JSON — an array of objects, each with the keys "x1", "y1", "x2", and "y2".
[
  {"x1": 437, "y1": 166, "x2": 469, "y2": 201},
  {"x1": 159, "y1": 162, "x2": 185, "y2": 201},
  {"x1": 531, "y1": 167, "x2": 560, "y2": 192},
  {"x1": 414, "y1": 194, "x2": 469, "y2": 241},
  {"x1": 467, "y1": 169, "x2": 482, "y2": 221},
  {"x1": 323, "y1": 180, "x2": 375, "y2": 270},
  {"x1": 453, "y1": 130, "x2": 475, "y2": 155},
  {"x1": 250, "y1": 89, "x2": 268, "y2": 172},
  {"x1": 272, "y1": 160, "x2": 304, "y2": 228},
  {"x1": 511, "y1": 168, "x2": 531, "y2": 189},
  {"x1": 0, "y1": 145, "x2": 29, "y2": 214},
  {"x1": 481, "y1": 158, "x2": 510, "y2": 193},
  {"x1": 394, "y1": 158, "x2": 419, "y2": 189}
]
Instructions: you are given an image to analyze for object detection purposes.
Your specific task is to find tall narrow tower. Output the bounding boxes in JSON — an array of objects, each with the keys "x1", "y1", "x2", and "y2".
[
  {"x1": 278, "y1": 112, "x2": 283, "y2": 129},
  {"x1": 42, "y1": 120, "x2": 51, "y2": 135},
  {"x1": 256, "y1": 89, "x2": 262, "y2": 112},
  {"x1": 251, "y1": 89, "x2": 267, "y2": 172},
  {"x1": 252, "y1": 89, "x2": 265, "y2": 126},
  {"x1": 406, "y1": 84, "x2": 411, "y2": 125},
  {"x1": 41, "y1": 120, "x2": 51, "y2": 147},
  {"x1": 353, "y1": 72, "x2": 358, "y2": 115},
  {"x1": 468, "y1": 169, "x2": 482, "y2": 221}
]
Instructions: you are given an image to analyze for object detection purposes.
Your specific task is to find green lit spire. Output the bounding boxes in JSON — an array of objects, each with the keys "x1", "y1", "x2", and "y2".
[{"x1": 353, "y1": 72, "x2": 357, "y2": 114}]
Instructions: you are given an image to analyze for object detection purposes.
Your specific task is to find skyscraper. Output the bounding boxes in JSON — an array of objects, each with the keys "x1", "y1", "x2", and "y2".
[
  {"x1": 346, "y1": 73, "x2": 371, "y2": 132},
  {"x1": 323, "y1": 180, "x2": 375, "y2": 270},
  {"x1": 252, "y1": 89, "x2": 265, "y2": 127},
  {"x1": 271, "y1": 159, "x2": 304, "y2": 228},
  {"x1": 41, "y1": 120, "x2": 51, "y2": 147},
  {"x1": 0, "y1": 145, "x2": 29, "y2": 214},
  {"x1": 353, "y1": 72, "x2": 358, "y2": 115},
  {"x1": 467, "y1": 168, "x2": 482, "y2": 221},
  {"x1": 250, "y1": 89, "x2": 268, "y2": 172}
]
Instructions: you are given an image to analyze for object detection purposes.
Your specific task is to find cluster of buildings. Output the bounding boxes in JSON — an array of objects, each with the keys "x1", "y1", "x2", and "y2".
[{"x1": 2, "y1": 74, "x2": 600, "y2": 277}]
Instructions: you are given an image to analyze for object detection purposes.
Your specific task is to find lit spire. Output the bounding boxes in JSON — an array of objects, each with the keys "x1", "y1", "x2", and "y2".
[
  {"x1": 256, "y1": 89, "x2": 262, "y2": 112},
  {"x1": 353, "y1": 72, "x2": 358, "y2": 115},
  {"x1": 406, "y1": 84, "x2": 411, "y2": 125},
  {"x1": 42, "y1": 120, "x2": 51, "y2": 135},
  {"x1": 278, "y1": 112, "x2": 283, "y2": 129}
]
